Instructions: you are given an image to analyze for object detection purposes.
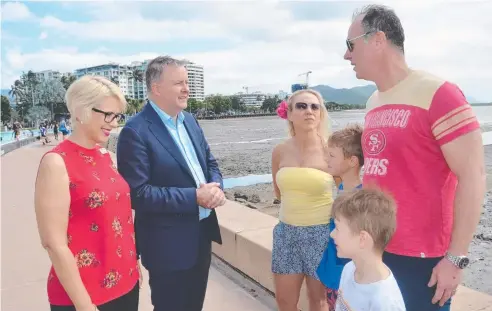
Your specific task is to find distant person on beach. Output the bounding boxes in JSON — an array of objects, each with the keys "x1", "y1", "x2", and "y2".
[
  {"x1": 117, "y1": 55, "x2": 225, "y2": 311},
  {"x1": 34, "y1": 76, "x2": 141, "y2": 311},
  {"x1": 344, "y1": 4, "x2": 485, "y2": 310},
  {"x1": 271, "y1": 89, "x2": 333, "y2": 311},
  {"x1": 316, "y1": 124, "x2": 363, "y2": 310},
  {"x1": 330, "y1": 188, "x2": 405, "y2": 310}
]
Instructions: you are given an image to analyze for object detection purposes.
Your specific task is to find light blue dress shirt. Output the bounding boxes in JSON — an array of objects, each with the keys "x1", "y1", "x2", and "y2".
[{"x1": 149, "y1": 100, "x2": 210, "y2": 220}]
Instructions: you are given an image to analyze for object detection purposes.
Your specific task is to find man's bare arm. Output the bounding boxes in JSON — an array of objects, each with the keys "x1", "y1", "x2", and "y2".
[{"x1": 441, "y1": 129, "x2": 486, "y2": 256}]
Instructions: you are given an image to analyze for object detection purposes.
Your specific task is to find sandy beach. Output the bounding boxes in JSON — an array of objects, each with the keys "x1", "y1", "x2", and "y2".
[{"x1": 199, "y1": 113, "x2": 492, "y2": 295}]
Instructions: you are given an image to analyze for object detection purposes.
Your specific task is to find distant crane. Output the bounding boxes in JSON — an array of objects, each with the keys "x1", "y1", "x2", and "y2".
[
  {"x1": 243, "y1": 86, "x2": 249, "y2": 94},
  {"x1": 298, "y1": 71, "x2": 312, "y2": 87}
]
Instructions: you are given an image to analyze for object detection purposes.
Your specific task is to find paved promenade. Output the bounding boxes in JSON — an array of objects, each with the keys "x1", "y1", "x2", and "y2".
[
  {"x1": 0, "y1": 140, "x2": 274, "y2": 311},
  {"x1": 2, "y1": 139, "x2": 492, "y2": 311}
]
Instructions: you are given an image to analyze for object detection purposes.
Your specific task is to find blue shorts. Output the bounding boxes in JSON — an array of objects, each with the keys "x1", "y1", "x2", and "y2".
[
  {"x1": 383, "y1": 252, "x2": 452, "y2": 311},
  {"x1": 272, "y1": 221, "x2": 330, "y2": 279}
]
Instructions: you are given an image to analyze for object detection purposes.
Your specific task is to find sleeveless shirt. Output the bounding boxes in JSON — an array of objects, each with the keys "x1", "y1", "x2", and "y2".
[
  {"x1": 276, "y1": 167, "x2": 333, "y2": 226},
  {"x1": 45, "y1": 140, "x2": 139, "y2": 306}
]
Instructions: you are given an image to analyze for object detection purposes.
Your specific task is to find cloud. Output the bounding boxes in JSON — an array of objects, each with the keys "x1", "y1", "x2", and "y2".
[
  {"x1": 39, "y1": 32, "x2": 48, "y2": 40},
  {"x1": 1, "y1": 2, "x2": 33, "y2": 21},
  {"x1": 40, "y1": 15, "x2": 232, "y2": 42},
  {"x1": 2, "y1": 1, "x2": 491, "y2": 102}
]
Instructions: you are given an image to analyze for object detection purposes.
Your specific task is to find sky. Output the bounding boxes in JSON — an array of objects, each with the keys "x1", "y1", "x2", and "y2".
[{"x1": 1, "y1": 0, "x2": 491, "y2": 102}]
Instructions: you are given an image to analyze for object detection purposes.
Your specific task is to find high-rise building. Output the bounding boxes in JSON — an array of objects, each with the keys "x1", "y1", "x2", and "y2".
[
  {"x1": 182, "y1": 60, "x2": 205, "y2": 101},
  {"x1": 235, "y1": 91, "x2": 266, "y2": 107},
  {"x1": 35, "y1": 70, "x2": 61, "y2": 80},
  {"x1": 74, "y1": 58, "x2": 205, "y2": 101},
  {"x1": 74, "y1": 63, "x2": 134, "y2": 98}
]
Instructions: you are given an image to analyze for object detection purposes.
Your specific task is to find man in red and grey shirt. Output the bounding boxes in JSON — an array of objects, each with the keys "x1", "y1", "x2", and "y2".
[{"x1": 343, "y1": 5, "x2": 486, "y2": 311}]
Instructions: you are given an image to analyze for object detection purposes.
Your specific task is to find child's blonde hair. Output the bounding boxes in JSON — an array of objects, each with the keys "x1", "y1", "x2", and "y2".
[{"x1": 332, "y1": 188, "x2": 397, "y2": 252}]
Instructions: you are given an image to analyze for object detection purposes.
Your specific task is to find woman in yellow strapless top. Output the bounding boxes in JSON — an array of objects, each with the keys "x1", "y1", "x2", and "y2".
[{"x1": 271, "y1": 89, "x2": 337, "y2": 311}]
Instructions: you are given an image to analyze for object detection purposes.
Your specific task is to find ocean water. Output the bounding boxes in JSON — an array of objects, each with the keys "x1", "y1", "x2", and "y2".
[{"x1": 222, "y1": 105, "x2": 492, "y2": 187}]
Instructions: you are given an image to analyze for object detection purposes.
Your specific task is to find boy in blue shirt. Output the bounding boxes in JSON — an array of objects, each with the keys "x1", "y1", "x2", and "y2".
[{"x1": 317, "y1": 123, "x2": 364, "y2": 310}]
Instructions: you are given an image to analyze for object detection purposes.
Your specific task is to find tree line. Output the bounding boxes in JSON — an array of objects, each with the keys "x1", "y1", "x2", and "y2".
[
  {"x1": 4, "y1": 70, "x2": 77, "y2": 126},
  {"x1": 2, "y1": 71, "x2": 365, "y2": 126},
  {"x1": 187, "y1": 95, "x2": 366, "y2": 116},
  {"x1": 3, "y1": 70, "x2": 148, "y2": 126}
]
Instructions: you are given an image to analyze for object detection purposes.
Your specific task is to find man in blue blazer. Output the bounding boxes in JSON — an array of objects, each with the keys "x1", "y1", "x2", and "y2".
[{"x1": 117, "y1": 56, "x2": 225, "y2": 311}]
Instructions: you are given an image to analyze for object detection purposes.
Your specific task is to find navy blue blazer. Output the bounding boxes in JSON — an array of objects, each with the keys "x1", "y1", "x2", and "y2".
[{"x1": 117, "y1": 103, "x2": 222, "y2": 273}]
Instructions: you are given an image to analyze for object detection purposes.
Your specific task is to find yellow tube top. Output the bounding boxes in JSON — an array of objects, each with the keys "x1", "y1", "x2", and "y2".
[{"x1": 276, "y1": 167, "x2": 334, "y2": 226}]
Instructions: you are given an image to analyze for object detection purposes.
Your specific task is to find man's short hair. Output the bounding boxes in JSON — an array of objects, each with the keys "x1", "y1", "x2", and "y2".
[
  {"x1": 353, "y1": 5, "x2": 405, "y2": 52},
  {"x1": 332, "y1": 188, "x2": 397, "y2": 252},
  {"x1": 328, "y1": 123, "x2": 364, "y2": 166},
  {"x1": 145, "y1": 56, "x2": 186, "y2": 92}
]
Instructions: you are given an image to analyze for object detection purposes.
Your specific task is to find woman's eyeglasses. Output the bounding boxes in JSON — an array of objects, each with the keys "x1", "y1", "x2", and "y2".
[
  {"x1": 295, "y1": 102, "x2": 320, "y2": 111},
  {"x1": 92, "y1": 108, "x2": 125, "y2": 123}
]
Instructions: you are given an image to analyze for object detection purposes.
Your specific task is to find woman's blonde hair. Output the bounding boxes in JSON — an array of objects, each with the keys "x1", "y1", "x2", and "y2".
[
  {"x1": 286, "y1": 89, "x2": 331, "y2": 141},
  {"x1": 65, "y1": 75, "x2": 127, "y2": 127}
]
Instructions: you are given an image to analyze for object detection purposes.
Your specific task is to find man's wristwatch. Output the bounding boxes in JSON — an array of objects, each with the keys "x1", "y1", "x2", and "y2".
[{"x1": 445, "y1": 252, "x2": 470, "y2": 269}]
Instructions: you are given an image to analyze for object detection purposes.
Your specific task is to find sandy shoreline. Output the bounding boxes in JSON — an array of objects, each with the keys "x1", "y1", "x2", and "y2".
[{"x1": 199, "y1": 115, "x2": 492, "y2": 295}]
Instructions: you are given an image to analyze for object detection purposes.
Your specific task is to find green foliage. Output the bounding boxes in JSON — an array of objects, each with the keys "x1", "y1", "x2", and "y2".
[
  {"x1": 26, "y1": 105, "x2": 50, "y2": 123},
  {"x1": 187, "y1": 98, "x2": 205, "y2": 113},
  {"x1": 10, "y1": 70, "x2": 40, "y2": 120},
  {"x1": 230, "y1": 96, "x2": 246, "y2": 112},
  {"x1": 60, "y1": 75, "x2": 77, "y2": 90},
  {"x1": 125, "y1": 96, "x2": 145, "y2": 115},
  {"x1": 9, "y1": 71, "x2": 73, "y2": 123},
  {"x1": 204, "y1": 95, "x2": 232, "y2": 114},
  {"x1": 110, "y1": 76, "x2": 120, "y2": 86},
  {"x1": 261, "y1": 95, "x2": 281, "y2": 112},
  {"x1": 38, "y1": 78, "x2": 67, "y2": 118},
  {"x1": 325, "y1": 101, "x2": 365, "y2": 111},
  {"x1": 131, "y1": 69, "x2": 144, "y2": 82},
  {"x1": 1, "y1": 95, "x2": 12, "y2": 124}
]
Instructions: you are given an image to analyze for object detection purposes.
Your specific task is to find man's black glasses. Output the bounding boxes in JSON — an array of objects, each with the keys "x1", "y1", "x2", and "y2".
[
  {"x1": 295, "y1": 102, "x2": 320, "y2": 111},
  {"x1": 92, "y1": 108, "x2": 125, "y2": 123},
  {"x1": 346, "y1": 31, "x2": 373, "y2": 52}
]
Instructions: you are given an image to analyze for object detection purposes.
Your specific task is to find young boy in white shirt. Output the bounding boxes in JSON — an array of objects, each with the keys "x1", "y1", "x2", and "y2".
[{"x1": 330, "y1": 188, "x2": 406, "y2": 311}]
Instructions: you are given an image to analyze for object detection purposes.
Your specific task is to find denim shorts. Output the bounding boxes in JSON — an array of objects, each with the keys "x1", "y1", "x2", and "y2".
[{"x1": 272, "y1": 221, "x2": 330, "y2": 279}]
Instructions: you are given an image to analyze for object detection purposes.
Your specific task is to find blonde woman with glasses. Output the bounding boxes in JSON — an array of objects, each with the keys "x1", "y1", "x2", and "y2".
[{"x1": 34, "y1": 76, "x2": 141, "y2": 311}]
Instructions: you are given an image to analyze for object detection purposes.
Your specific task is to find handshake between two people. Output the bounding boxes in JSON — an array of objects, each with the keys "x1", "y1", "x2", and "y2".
[{"x1": 196, "y1": 182, "x2": 227, "y2": 209}]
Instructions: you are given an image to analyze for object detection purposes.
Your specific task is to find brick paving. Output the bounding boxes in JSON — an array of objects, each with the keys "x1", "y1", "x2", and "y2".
[{"x1": 0, "y1": 140, "x2": 273, "y2": 311}]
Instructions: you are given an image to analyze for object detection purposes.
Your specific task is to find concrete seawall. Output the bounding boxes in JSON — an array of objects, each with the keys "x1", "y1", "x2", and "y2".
[
  {"x1": 1, "y1": 137, "x2": 38, "y2": 156},
  {"x1": 105, "y1": 133, "x2": 492, "y2": 311}
]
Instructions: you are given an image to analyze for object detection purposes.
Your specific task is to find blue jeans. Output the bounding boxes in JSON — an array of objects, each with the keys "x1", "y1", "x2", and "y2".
[{"x1": 383, "y1": 252, "x2": 452, "y2": 311}]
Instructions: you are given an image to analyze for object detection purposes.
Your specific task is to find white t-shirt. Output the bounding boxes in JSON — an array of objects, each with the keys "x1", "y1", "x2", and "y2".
[{"x1": 335, "y1": 261, "x2": 406, "y2": 311}]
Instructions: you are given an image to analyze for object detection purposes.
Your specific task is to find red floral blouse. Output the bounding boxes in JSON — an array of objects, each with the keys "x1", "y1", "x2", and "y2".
[{"x1": 45, "y1": 140, "x2": 139, "y2": 306}]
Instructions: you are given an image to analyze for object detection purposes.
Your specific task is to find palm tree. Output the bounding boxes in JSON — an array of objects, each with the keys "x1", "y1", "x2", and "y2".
[
  {"x1": 125, "y1": 98, "x2": 144, "y2": 115},
  {"x1": 110, "y1": 76, "x2": 119, "y2": 86},
  {"x1": 131, "y1": 69, "x2": 143, "y2": 82},
  {"x1": 9, "y1": 80, "x2": 23, "y2": 105},
  {"x1": 61, "y1": 75, "x2": 77, "y2": 90}
]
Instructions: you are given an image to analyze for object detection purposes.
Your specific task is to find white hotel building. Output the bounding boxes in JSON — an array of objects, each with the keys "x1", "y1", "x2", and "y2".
[{"x1": 74, "y1": 59, "x2": 205, "y2": 101}]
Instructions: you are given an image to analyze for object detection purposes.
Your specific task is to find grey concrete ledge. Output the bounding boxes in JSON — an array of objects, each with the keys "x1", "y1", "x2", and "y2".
[
  {"x1": 213, "y1": 200, "x2": 492, "y2": 311},
  {"x1": 1, "y1": 137, "x2": 38, "y2": 156}
]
